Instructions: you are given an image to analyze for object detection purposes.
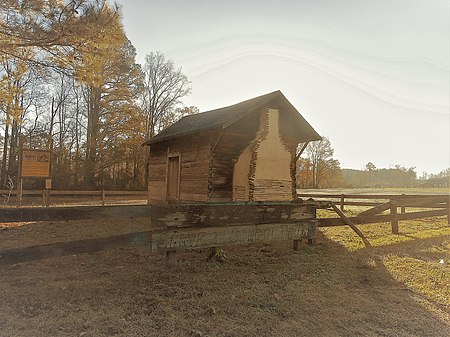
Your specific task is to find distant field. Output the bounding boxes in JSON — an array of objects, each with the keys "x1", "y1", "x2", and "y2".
[{"x1": 298, "y1": 187, "x2": 449, "y2": 195}]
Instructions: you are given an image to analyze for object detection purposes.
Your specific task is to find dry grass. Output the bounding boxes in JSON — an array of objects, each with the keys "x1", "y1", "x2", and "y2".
[
  {"x1": 0, "y1": 212, "x2": 449, "y2": 336},
  {"x1": 320, "y1": 206, "x2": 450, "y2": 319}
]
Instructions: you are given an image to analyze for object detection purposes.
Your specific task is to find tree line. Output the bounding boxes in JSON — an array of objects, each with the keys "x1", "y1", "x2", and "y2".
[
  {"x1": 297, "y1": 139, "x2": 449, "y2": 189},
  {"x1": 1, "y1": 1, "x2": 447, "y2": 192},
  {"x1": 1, "y1": 1, "x2": 194, "y2": 191}
]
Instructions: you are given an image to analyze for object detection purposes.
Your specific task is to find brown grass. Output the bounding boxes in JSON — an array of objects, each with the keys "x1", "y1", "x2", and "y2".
[{"x1": 0, "y1": 214, "x2": 449, "y2": 336}]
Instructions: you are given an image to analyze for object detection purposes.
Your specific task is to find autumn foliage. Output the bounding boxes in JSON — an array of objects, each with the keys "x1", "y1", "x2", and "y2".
[
  {"x1": 296, "y1": 137, "x2": 343, "y2": 189},
  {"x1": 0, "y1": 1, "x2": 193, "y2": 190}
]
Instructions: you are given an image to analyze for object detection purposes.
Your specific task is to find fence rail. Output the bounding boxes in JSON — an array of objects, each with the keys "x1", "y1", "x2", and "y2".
[
  {"x1": 0, "y1": 189, "x2": 148, "y2": 207},
  {"x1": 298, "y1": 193, "x2": 450, "y2": 233}
]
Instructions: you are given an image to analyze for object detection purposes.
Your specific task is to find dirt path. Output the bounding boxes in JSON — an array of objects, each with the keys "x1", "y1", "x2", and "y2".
[{"x1": 0, "y1": 219, "x2": 448, "y2": 336}]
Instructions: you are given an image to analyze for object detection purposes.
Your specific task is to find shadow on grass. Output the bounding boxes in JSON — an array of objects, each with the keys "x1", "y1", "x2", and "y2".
[
  {"x1": 373, "y1": 233, "x2": 449, "y2": 259},
  {"x1": 0, "y1": 228, "x2": 448, "y2": 337}
]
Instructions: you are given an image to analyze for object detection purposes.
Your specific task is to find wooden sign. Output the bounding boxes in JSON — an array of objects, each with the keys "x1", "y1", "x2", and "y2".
[
  {"x1": 150, "y1": 202, "x2": 325, "y2": 229},
  {"x1": 21, "y1": 150, "x2": 51, "y2": 177},
  {"x1": 151, "y1": 221, "x2": 316, "y2": 252}
]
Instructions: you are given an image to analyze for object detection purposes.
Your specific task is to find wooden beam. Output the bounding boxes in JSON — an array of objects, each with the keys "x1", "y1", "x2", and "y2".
[
  {"x1": 394, "y1": 196, "x2": 448, "y2": 207},
  {"x1": 318, "y1": 208, "x2": 448, "y2": 227},
  {"x1": 0, "y1": 231, "x2": 152, "y2": 265},
  {"x1": 297, "y1": 193, "x2": 447, "y2": 200},
  {"x1": 151, "y1": 221, "x2": 316, "y2": 252},
  {"x1": 0, "y1": 205, "x2": 154, "y2": 223},
  {"x1": 210, "y1": 128, "x2": 225, "y2": 155},
  {"x1": 329, "y1": 203, "x2": 371, "y2": 248},
  {"x1": 294, "y1": 142, "x2": 309, "y2": 162},
  {"x1": 0, "y1": 201, "x2": 329, "y2": 224},
  {"x1": 150, "y1": 202, "x2": 318, "y2": 229},
  {"x1": 359, "y1": 201, "x2": 391, "y2": 216}
]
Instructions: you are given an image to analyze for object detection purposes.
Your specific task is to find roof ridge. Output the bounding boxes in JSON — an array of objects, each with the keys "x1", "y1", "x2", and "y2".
[
  {"x1": 142, "y1": 90, "x2": 321, "y2": 146},
  {"x1": 188, "y1": 90, "x2": 281, "y2": 117}
]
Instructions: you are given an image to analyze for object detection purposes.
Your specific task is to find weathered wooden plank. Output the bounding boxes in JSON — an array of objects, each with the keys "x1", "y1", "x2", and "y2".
[
  {"x1": 318, "y1": 208, "x2": 448, "y2": 227},
  {"x1": 179, "y1": 192, "x2": 208, "y2": 202},
  {"x1": 150, "y1": 203, "x2": 316, "y2": 228},
  {"x1": 208, "y1": 195, "x2": 233, "y2": 202},
  {"x1": 179, "y1": 176, "x2": 210, "y2": 182},
  {"x1": 359, "y1": 201, "x2": 392, "y2": 216},
  {"x1": 297, "y1": 193, "x2": 447, "y2": 200},
  {"x1": 151, "y1": 221, "x2": 316, "y2": 252},
  {"x1": 148, "y1": 181, "x2": 165, "y2": 187},
  {"x1": 0, "y1": 231, "x2": 152, "y2": 265},
  {"x1": 1, "y1": 190, "x2": 148, "y2": 196},
  {"x1": 342, "y1": 201, "x2": 381, "y2": 206},
  {"x1": 330, "y1": 203, "x2": 371, "y2": 247},
  {"x1": 103, "y1": 191, "x2": 147, "y2": 196},
  {"x1": 180, "y1": 181, "x2": 209, "y2": 189},
  {"x1": 0, "y1": 205, "x2": 154, "y2": 223},
  {"x1": 359, "y1": 196, "x2": 447, "y2": 217},
  {"x1": 395, "y1": 196, "x2": 448, "y2": 207}
]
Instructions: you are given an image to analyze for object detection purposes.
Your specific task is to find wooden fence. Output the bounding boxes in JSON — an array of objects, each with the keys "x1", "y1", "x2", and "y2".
[
  {"x1": 297, "y1": 193, "x2": 450, "y2": 234},
  {"x1": 0, "y1": 189, "x2": 148, "y2": 207},
  {"x1": 0, "y1": 195, "x2": 447, "y2": 266}
]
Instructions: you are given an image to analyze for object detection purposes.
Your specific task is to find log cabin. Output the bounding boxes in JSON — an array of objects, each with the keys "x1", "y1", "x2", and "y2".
[{"x1": 143, "y1": 90, "x2": 321, "y2": 203}]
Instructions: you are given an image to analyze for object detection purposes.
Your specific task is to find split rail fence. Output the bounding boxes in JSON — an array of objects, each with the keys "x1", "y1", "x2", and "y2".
[
  {"x1": 0, "y1": 194, "x2": 448, "y2": 266},
  {"x1": 0, "y1": 189, "x2": 148, "y2": 207},
  {"x1": 297, "y1": 193, "x2": 450, "y2": 234}
]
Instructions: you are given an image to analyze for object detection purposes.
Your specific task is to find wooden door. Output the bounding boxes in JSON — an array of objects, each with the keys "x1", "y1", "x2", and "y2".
[{"x1": 166, "y1": 155, "x2": 180, "y2": 202}]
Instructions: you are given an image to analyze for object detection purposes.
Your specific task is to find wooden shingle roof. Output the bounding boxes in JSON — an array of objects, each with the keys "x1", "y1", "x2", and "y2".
[{"x1": 143, "y1": 90, "x2": 321, "y2": 145}]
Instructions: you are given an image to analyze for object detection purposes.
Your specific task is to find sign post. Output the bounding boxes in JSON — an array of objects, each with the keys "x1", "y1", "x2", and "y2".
[
  {"x1": 16, "y1": 139, "x2": 23, "y2": 207},
  {"x1": 45, "y1": 178, "x2": 52, "y2": 207}
]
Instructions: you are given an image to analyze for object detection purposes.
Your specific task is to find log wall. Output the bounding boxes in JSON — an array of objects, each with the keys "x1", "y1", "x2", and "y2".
[
  {"x1": 148, "y1": 97, "x2": 304, "y2": 203},
  {"x1": 148, "y1": 133, "x2": 215, "y2": 203}
]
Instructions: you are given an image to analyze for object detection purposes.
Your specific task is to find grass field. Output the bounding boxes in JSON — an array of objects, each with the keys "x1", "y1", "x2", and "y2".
[
  {"x1": 320, "y1": 207, "x2": 449, "y2": 313},
  {"x1": 0, "y1": 207, "x2": 449, "y2": 336}
]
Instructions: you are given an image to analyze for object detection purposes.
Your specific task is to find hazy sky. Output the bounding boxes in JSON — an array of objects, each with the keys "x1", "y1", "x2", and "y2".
[{"x1": 117, "y1": 0, "x2": 449, "y2": 175}]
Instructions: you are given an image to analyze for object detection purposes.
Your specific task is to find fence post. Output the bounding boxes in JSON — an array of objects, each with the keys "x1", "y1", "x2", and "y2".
[
  {"x1": 447, "y1": 195, "x2": 450, "y2": 225},
  {"x1": 340, "y1": 194, "x2": 345, "y2": 211},
  {"x1": 166, "y1": 250, "x2": 177, "y2": 268},
  {"x1": 16, "y1": 179, "x2": 23, "y2": 208},
  {"x1": 42, "y1": 190, "x2": 46, "y2": 206},
  {"x1": 293, "y1": 239, "x2": 302, "y2": 251},
  {"x1": 101, "y1": 189, "x2": 105, "y2": 206},
  {"x1": 45, "y1": 189, "x2": 50, "y2": 207},
  {"x1": 400, "y1": 193, "x2": 406, "y2": 214},
  {"x1": 390, "y1": 199, "x2": 398, "y2": 234}
]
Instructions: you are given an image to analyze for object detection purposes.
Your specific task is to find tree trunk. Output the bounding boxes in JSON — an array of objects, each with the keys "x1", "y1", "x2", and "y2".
[
  {"x1": 85, "y1": 86, "x2": 100, "y2": 189},
  {"x1": 7, "y1": 121, "x2": 18, "y2": 186},
  {"x1": 1, "y1": 124, "x2": 9, "y2": 188}
]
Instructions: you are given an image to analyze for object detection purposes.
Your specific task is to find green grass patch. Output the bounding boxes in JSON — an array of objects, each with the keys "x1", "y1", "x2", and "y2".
[
  {"x1": 319, "y1": 208, "x2": 450, "y2": 311},
  {"x1": 382, "y1": 255, "x2": 450, "y2": 308}
]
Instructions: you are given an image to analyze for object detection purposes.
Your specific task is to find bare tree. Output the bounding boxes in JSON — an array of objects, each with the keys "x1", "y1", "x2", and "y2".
[
  {"x1": 141, "y1": 51, "x2": 191, "y2": 140},
  {"x1": 304, "y1": 136, "x2": 340, "y2": 188}
]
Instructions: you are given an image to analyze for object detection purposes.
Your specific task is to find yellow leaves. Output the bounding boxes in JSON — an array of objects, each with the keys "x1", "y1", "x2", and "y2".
[
  {"x1": 0, "y1": 50, "x2": 30, "y2": 123},
  {"x1": 72, "y1": 2, "x2": 125, "y2": 89}
]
